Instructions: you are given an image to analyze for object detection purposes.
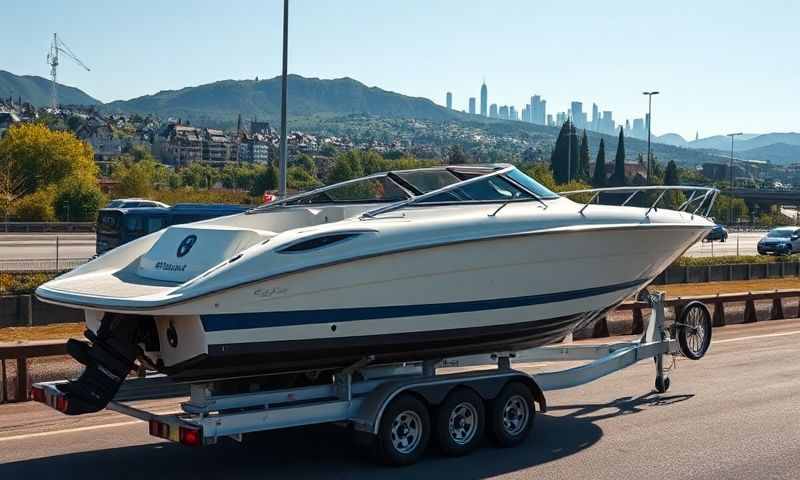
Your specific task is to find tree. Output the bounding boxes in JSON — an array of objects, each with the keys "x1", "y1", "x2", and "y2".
[
  {"x1": 250, "y1": 165, "x2": 278, "y2": 196},
  {"x1": 328, "y1": 150, "x2": 366, "y2": 183},
  {"x1": 112, "y1": 157, "x2": 158, "y2": 198},
  {"x1": 446, "y1": 145, "x2": 469, "y2": 165},
  {"x1": 611, "y1": 127, "x2": 626, "y2": 187},
  {"x1": 664, "y1": 160, "x2": 680, "y2": 186},
  {"x1": 592, "y1": 139, "x2": 607, "y2": 187},
  {"x1": 54, "y1": 178, "x2": 105, "y2": 221},
  {"x1": 523, "y1": 163, "x2": 556, "y2": 191},
  {"x1": 550, "y1": 121, "x2": 571, "y2": 184},
  {"x1": 12, "y1": 189, "x2": 56, "y2": 222},
  {"x1": 287, "y1": 166, "x2": 321, "y2": 190},
  {"x1": 0, "y1": 123, "x2": 97, "y2": 196},
  {"x1": 578, "y1": 130, "x2": 590, "y2": 181}
]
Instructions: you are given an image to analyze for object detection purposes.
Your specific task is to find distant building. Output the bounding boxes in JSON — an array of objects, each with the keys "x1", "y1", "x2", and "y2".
[
  {"x1": 468, "y1": 97, "x2": 476, "y2": 115},
  {"x1": 632, "y1": 118, "x2": 646, "y2": 139},
  {"x1": 0, "y1": 111, "x2": 21, "y2": 137},
  {"x1": 158, "y1": 123, "x2": 203, "y2": 165},
  {"x1": 480, "y1": 82, "x2": 488, "y2": 117},
  {"x1": 530, "y1": 95, "x2": 546, "y2": 125},
  {"x1": 75, "y1": 118, "x2": 124, "y2": 162},
  {"x1": 446, "y1": 92, "x2": 453, "y2": 110},
  {"x1": 489, "y1": 103, "x2": 498, "y2": 118},
  {"x1": 556, "y1": 112, "x2": 567, "y2": 125},
  {"x1": 203, "y1": 128, "x2": 235, "y2": 164},
  {"x1": 570, "y1": 101, "x2": 584, "y2": 128},
  {"x1": 599, "y1": 111, "x2": 614, "y2": 135},
  {"x1": 499, "y1": 105, "x2": 509, "y2": 120},
  {"x1": 509, "y1": 106, "x2": 518, "y2": 121},
  {"x1": 238, "y1": 132, "x2": 270, "y2": 164},
  {"x1": 546, "y1": 114, "x2": 554, "y2": 127},
  {"x1": 522, "y1": 105, "x2": 531, "y2": 123},
  {"x1": 591, "y1": 103, "x2": 599, "y2": 131},
  {"x1": 251, "y1": 121, "x2": 271, "y2": 135}
]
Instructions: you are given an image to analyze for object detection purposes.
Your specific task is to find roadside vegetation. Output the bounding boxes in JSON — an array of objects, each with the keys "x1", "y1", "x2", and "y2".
[
  {"x1": 675, "y1": 254, "x2": 800, "y2": 267},
  {"x1": 0, "y1": 272, "x2": 57, "y2": 295}
]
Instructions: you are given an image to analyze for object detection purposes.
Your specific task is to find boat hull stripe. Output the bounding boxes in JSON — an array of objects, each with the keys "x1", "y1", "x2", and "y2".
[{"x1": 200, "y1": 278, "x2": 646, "y2": 332}]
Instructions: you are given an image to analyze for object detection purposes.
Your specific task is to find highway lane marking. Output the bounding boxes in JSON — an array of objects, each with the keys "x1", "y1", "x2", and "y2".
[
  {"x1": 715, "y1": 329, "x2": 800, "y2": 344},
  {"x1": 0, "y1": 420, "x2": 143, "y2": 442}
]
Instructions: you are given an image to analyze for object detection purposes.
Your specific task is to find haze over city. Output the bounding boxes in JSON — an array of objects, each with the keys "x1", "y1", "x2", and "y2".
[{"x1": 1, "y1": 0, "x2": 798, "y2": 139}]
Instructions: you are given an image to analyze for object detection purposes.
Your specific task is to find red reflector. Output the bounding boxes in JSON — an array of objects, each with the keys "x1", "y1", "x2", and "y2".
[
  {"x1": 31, "y1": 386, "x2": 45, "y2": 403},
  {"x1": 56, "y1": 395, "x2": 69, "y2": 413},
  {"x1": 180, "y1": 427, "x2": 201, "y2": 446},
  {"x1": 149, "y1": 420, "x2": 159, "y2": 436}
]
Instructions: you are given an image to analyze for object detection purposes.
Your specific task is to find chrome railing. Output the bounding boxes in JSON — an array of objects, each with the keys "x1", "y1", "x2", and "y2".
[{"x1": 559, "y1": 186, "x2": 719, "y2": 217}]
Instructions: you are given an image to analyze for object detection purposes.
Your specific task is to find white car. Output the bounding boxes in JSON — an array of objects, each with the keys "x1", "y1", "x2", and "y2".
[{"x1": 106, "y1": 198, "x2": 170, "y2": 209}]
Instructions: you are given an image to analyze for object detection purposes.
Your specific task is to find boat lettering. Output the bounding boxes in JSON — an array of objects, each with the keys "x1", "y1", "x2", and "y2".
[
  {"x1": 254, "y1": 287, "x2": 288, "y2": 298},
  {"x1": 155, "y1": 261, "x2": 188, "y2": 272}
]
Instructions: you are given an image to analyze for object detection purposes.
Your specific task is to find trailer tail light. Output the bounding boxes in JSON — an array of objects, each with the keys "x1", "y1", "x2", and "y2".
[{"x1": 148, "y1": 419, "x2": 202, "y2": 446}]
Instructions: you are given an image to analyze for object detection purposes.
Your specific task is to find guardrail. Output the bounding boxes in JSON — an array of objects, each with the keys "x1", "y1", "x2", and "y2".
[
  {"x1": 3, "y1": 288, "x2": 800, "y2": 404},
  {"x1": 0, "y1": 258, "x2": 90, "y2": 274},
  {"x1": 652, "y1": 261, "x2": 800, "y2": 284},
  {"x1": 0, "y1": 222, "x2": 95, "y2": 233},
  {"x1": 0, "y1": 341, "x2": 67, "y2": 403}
]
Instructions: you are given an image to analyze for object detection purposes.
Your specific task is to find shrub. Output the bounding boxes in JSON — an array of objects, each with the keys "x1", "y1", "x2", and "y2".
[
  {"x1": 12, "y1": 189, "x2": 57, "y2": 221},
  {"x1": 675, "y1": 255, "x2": 800, "y2": 267},
  {"x1": 54, "y1": 178, "x2": 105, "y2": 221},
  {"x1": 0, "y1": 272, "x2": 56, "y2": 295}
]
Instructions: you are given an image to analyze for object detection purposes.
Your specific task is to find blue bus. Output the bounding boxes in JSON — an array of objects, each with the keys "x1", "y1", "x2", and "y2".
[{"x1": 96, "y1": 203, "x2": 249, "y2": 255}]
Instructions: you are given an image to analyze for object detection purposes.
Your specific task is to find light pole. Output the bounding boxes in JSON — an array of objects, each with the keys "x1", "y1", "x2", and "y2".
[
  {"x1": 642, "y1": 91, "x2": 659, "y2": 184},
  {"x1": 727, "y1": 132, "x2": 743, "y2": 225},
  {"x1": 278, "y1": 0, "x2": 289, "y2": 198}
]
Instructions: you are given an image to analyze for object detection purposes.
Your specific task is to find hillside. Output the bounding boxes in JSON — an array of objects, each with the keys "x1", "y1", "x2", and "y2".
[
  {"x1": 0, "y1": 70, "x2": 100, "y2": 107},
  {"x1": 104, "y1": 75, "x2": 459, "y2": 124},
  {"x1": 740, "y1": 143, "x2": 800, "y2": 164}
]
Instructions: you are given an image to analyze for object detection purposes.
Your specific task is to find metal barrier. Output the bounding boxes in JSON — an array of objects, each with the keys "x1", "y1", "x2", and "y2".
[
  {"x1": 0, "y1": 258, "x2": 90, "y2": 273},
  {"x1": 0, "y1": 341, "x2": 67, "y2": 403},
  {"x1": 0, "y1": 222, "x2": 95, "y2": 233},
  {"x1": 612, "y1": 289, "x2": 800, "y2": 335}
]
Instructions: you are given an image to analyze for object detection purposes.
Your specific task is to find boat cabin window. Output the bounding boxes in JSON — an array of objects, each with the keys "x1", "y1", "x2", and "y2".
[
  {"x1": 394, "y1": 170, "x2": 461, "y2": 193},
  {"x1": 419, "y1": 175, "x2": 533, "y2": 203},
  {"x1": 286, "y1": 177, "x2": 409, "y2": 204},
  {"x1": 504, "y1": 168, "x2": 558, "y2": 199}
]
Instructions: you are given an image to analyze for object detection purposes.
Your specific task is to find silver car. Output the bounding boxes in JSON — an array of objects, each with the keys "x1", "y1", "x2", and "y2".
[{"x1": 757, "y1": 227, "x2": 800, "y2": 255}]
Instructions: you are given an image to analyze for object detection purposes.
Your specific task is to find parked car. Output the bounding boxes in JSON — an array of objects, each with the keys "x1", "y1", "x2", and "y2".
[
  {"x1": 757, "y1": 227, "x2": 800, "y2": 255},
  {"x1": 106, "y1": 198, "x2": 170, "y2": 209},
  {"x1": 704, "y1": 224, "x2": 728, "y2": 242}
]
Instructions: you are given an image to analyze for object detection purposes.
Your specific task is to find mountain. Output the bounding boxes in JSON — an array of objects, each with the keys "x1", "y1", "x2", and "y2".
[
  {"x1": 654, "y1": 133, "x2": 688, "y2": 147},
  {"x1": 739, "y1": 143, "x2": 800, "y2": 164},
  {"x1": 104, "y1": 75, "x2": 459, "y2": 124},
  {"x1": 0, "y1": 70, "x2": 101, "y2": 107},
  {"x1": 687, "y1": 134, "x2": 760, "y2": 151}
]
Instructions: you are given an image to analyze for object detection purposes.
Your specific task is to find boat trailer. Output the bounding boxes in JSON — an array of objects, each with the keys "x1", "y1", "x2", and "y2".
[{"x1": 32, "y1": 293, "x2": 712, "y2": 465}]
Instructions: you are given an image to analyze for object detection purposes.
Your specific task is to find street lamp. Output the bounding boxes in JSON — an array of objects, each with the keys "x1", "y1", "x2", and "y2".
[
  {"x1": 278, "y1": 0, "x2": 289, "y2": 198},
  {"x1": 727, "y1": 132, "x2": 743, "y2": 225},
  {"x1": 642, "y1": 91, "x2": 659, "y2": 184}
]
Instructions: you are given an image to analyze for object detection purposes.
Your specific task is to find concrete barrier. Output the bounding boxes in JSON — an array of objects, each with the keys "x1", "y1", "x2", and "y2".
[
  {"x1": 0, "y1": 222, "x2": 95, "y2": 233},
  {"x1": 0, "y1": 295, "x2": 83, "y2": 327},
  {"x1": 653, "y1": 261, "x2": 800, "y2": 285}
]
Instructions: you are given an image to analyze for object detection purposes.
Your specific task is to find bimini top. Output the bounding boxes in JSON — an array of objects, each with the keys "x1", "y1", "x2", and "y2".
[{"x1": 248, "y1": 164, "x2": 559, "y2": 215}]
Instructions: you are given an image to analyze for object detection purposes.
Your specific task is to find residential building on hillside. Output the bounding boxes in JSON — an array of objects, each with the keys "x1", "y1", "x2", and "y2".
[
  {"x1": 156, "y1": 123, "x2": 203, "y2": 164},
  {"x1": 75, "y1": 119, "x2": 124, "y2": 161},
  {"x1": 203, "y1": 128, "x2": 235, "y2": 164},
  {"x1": 238, "y1": 132, "x2": 271, "y2": 163}
]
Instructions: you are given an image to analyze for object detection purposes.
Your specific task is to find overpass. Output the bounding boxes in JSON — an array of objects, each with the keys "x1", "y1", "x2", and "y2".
[{"x1": 730, "y1": 188, "x2": 800, "y2": 206}]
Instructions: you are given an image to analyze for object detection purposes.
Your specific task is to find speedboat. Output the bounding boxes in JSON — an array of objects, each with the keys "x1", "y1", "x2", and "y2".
[{"x1": 36, "y1": 164, "x2": 716, "y2": 414}]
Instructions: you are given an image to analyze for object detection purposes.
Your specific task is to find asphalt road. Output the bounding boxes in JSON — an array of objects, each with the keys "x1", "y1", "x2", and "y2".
[
  {"x1": 1, "y1": 319, "x2": 799, "y2": 479},
  {"x1": 0, "y1": 233, "x2": 95, "y2": 270},
  {"x1": 683, "y1": 231, "x2": 763, "y2": 257}
]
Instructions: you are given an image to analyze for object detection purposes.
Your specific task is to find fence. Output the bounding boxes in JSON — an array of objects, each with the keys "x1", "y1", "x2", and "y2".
[
  {"x1": 653, "y1": 261, "x2": 800, "y2": 284},
  {"x1": 0, "y1": 222, "x2": 95, "y2": 233},
  {"x1": 0, "y1": 341, "x2": 67, "y2": 403}
]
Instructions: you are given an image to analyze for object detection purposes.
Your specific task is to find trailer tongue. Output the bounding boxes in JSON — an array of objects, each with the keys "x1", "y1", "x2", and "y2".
[{"x1": 32, "y1": 294, "x2": 712, "y2": 465}]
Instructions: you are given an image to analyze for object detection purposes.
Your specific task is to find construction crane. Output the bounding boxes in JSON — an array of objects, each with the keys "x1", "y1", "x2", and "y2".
[{"x1": 46, "y1": 33, "x2": 90, "y2": 111}]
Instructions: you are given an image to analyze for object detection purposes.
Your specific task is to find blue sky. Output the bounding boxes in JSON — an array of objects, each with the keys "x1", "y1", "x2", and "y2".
[{"x1": 1, "y1": 0, "x2": 797, "y2": 139}]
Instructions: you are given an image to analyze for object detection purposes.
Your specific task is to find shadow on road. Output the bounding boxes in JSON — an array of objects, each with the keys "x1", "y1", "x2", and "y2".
[{"x1": 0, "y1": 392, "x2": 690, "y2": 479}]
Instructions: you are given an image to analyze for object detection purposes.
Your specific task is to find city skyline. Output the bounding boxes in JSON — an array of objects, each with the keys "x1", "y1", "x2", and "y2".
[{"x1": 1, "y1": 0, "x2": 798, "y2": 139}]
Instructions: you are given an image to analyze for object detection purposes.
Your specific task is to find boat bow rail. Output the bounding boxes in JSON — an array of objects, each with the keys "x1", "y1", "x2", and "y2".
[{"x1": 559, "y1": 185, "x2": 719, "y2": 218}]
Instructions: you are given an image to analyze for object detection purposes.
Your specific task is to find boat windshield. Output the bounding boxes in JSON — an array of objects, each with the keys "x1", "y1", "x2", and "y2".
[{"x1": 284, "y1": 176, "x2": 410, "y2": 205}]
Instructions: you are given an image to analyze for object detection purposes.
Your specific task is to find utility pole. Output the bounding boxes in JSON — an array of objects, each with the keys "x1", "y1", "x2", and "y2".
[
  {"x1": 642, "y1": 91, "x2": 659, "y2": 184},
  {"x1": 278, "y1": 0, "x2": 289, "y2": 198},
  {"x1": 727, "y1": 132, "x2": 743, "y2": 225}
]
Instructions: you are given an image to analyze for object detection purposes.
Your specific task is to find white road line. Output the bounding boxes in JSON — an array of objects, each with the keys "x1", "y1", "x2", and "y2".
[
  {"x1": 0, "y1": 420, "x2": 143, "y2": 442},
  {"x1": 715, "y1": 330, "x2": 800, "y2": 344}
]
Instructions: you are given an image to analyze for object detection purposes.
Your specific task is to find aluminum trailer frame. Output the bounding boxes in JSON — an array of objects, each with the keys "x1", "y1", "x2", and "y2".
[{"x1": 32, "y1": 293, "x2": 699, "y2": 451}]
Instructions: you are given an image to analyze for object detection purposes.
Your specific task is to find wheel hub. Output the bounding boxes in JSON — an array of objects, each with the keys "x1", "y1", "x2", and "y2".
[{"x1": 448, "y1": 402, "x2": 478, "y2": 445}]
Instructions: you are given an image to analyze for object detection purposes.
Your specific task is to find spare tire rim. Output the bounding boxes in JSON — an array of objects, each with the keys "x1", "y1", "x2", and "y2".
[
  {"x1": 391, "y1": 410, "x2": 422, "y2": 454},
  {"x1": 685, "y1": 306, "x2": 708, "y2": 355},
  {"x1": 503, "y1": 395, "x2": 529, "y2": 436},
  {"x1": 448, "y1": 401, "x2": 478, "y2": 445}
]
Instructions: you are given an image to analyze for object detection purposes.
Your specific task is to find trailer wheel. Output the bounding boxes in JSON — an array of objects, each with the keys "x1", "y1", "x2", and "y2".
[
  {"x1": 488, "y1": 382, "x2": 534, "y2": 448},
  {"x1": 655, "y1": 375, "x2": 670, "y2": 393},
  {"x1": 677, "y1": 302, "x2": 712, "y2": 360},
  {"x1": 435, "y1": 388, "x2": 485, "y2": 456},
  {"x1": 377, "y1": 394, "x2": 431, "y2": 466}
]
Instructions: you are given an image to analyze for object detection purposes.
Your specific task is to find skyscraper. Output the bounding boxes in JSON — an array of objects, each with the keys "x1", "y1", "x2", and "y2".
[
  {"x1": 499, "y1": 105, "x2": 509, "y2": 120},
  {"x1": 489, "y1": 104, "x2": 498, "y2": 118},
  {"x1": 531, "y1": 95, "x2": 546, "y2": 125},
  {"x1": 446, "y1": 92, "x2": 452, "y2": 110},
  {"x1": 570, "y1": 101, "x2": 584, "y2": 128},
  {"x1": 480, "y1": 81, "x2": 488, "y2": 117},
  {"x1": 592, "y1": 103, "x2": 599, "y2": 131},
  {"x1": 468, "y1": 97, "x2": 476, "y2": 115},
  {"x1": 509, "y1": 106, "x2": 518, "y2": 121},
  {"x1": 546, "y1": 114, "x2": 554, "y2": 127}
]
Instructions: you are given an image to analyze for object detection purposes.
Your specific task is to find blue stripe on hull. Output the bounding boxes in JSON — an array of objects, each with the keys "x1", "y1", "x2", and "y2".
[{"x1": 200, "y1": 278, "x2": 646, "y2": 332}]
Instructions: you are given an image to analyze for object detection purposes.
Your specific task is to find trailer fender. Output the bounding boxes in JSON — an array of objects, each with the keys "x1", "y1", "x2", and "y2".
[{"x1": 352, "y1": 370, "x2": 546, "y2": 435}]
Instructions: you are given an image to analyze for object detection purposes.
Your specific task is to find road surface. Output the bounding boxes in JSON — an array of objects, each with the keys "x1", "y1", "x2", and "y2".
[
  {"x1": 1, "y1": 319, "x2": 799, "y2": 479},
  {"x1": 0, "y1": 234, "x2": 94, "y2": 271},
  {"x1": 683, "y1": 231, "x2": 763, "y2": 257}
]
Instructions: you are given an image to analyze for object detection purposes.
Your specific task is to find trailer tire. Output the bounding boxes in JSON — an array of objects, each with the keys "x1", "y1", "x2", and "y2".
[
  {"x1": 488, "y1": 382, "x2": 534, "y2": 448},
  {"x1": 435, "y1": 388, "x2": 485, "y2": 456},
  {"x1": 377, "y1": 394, "x2": 431, "y2": 466},
  {"x1": 677, "y1": 301, "x2": 712, "y2": 360}
]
